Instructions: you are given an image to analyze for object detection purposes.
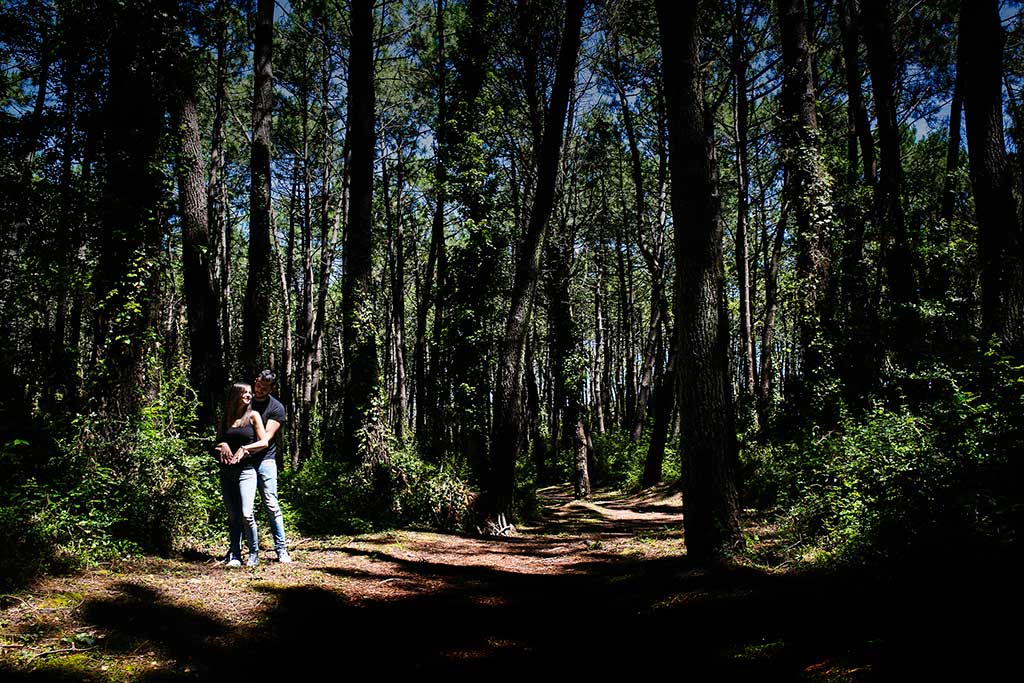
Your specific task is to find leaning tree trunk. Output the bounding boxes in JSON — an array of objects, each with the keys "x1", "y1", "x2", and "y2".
[
  {"x1": 656, "y1": 0, "x2": 743, "y2": 562},
  {"x1": 488, "y1": 0, "x2": 585, "y2": 525}
]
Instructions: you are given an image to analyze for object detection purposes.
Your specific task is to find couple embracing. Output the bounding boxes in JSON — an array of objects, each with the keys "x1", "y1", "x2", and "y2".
[{"x1": 213, "y1": 369, "x2": 291, "y2": 568}]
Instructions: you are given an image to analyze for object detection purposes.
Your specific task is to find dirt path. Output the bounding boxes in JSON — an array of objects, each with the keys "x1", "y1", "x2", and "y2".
[{"x1": 0, "y1": 485, "x2": 1003, "y2": 681}]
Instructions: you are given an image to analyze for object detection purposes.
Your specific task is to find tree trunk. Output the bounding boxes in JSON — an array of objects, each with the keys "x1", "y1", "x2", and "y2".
[
  {"x1": 89, "y1": 2, "x2": 170, "y2": 448},
  {"x1": 656, "y1": 0, "x2": 743, "y2": 561},
  {"x1": 209, "y1": 0, "x2": 232, "y2": 379},
  {"x1": 641, "y1": 344, "x2": 674, "y2": 488},
  {"x1": 862, "y1": 0, "x2": 920, "y2": 366},
  {"x1": 732, "y1": 2, "x2": 756, "y2": 424},
  {"x1": 343, "y1": 0, "x2": 387, "y2": 466},
  {"x1": 243, "y1": 0, "x2": 275, "y2": 378},
  {"x1": 593, "y1": 253, "x2": 607, "y2": 434},
  {"x1": 959, "y1": 0, "x2": 1024, "y2": 354},
  {"x1": 489, "y1": 0, "x2": 585, "y2": 523},
  {"x1": 414, "y1": 0, "x2": 449, "y2": 460},
  {"x1": 941, "y1": 68, "x2": 963, "y2": 225},
  {"x1": 837, "y1": 0, "x2": 877, "y2": 409},
  {"x1": 777, "y1": 0, "x2": 835, "y2": 421},
  {"x1": 172, "y1": 42, "x2": 223, "y2": 426},
  {"x1": 615, "y1": 231, "x2": 637, "y2": 428}
]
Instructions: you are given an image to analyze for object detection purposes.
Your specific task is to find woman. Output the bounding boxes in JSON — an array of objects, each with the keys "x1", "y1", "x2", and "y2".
[{"x1": 215, "y1": 382, "x2": 268, "y2": 568}]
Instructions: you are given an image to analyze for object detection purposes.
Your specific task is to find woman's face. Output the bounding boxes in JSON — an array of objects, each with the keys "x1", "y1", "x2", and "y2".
[{"x1": 238, "y1": 386, "x2": 252, "y2": 406}]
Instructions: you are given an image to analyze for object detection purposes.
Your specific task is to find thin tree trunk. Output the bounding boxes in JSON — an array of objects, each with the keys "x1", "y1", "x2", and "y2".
[
  {"x1": 732, "y1": 0, "x2": 756, "y2": 421},
  {"x1": 862, "y1": 0, "x2": 920, "y2": 366},
  {"x1": 415, "y1": 0, "x2": 448, "y2": 459},
  {"x1": 757, "y1": 198, "x2": 788, "y2": 422},
  {"x1": 593, "y1": 254, "x2": 607, "y2": 434},
  {"x1": 941, "y1": 68, "x2": 963, "y2": 224},
  {"x1": 209, "y1": 0, "x2": 232, "y2": 378}
]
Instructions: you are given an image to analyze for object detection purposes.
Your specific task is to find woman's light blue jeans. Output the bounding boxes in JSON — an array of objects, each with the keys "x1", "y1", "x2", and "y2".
[{"x1": 219, "y1": 464, "x2": 252, "y2": 561}]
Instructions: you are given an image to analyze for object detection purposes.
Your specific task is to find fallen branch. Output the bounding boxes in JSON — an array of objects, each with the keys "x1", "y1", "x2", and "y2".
[
  {"x1": 27, "y1": 645, "x2": 96, "y2": 663},
  {"x1": 0, "y1": 594, "x2": 33, "y2": 609}
]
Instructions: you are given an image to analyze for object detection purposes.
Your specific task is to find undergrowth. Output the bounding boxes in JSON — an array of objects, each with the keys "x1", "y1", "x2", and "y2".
[{"x1": 740, "y1": 353, "x2": 1023, "y2": 569}]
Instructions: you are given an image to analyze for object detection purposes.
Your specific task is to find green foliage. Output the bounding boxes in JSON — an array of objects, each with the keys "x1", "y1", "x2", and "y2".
[
  {"x1": 0, "y1": 376, "x2": 222, "y2": 589},
  {"x1": 742, "y1": 354, "x2": 1023, "y2": 566},
  {"x1": 286, "y1": 447, "x2": 472, "y2": 535},
  {"x1": 590, "y1": 430, "x2": 678, "y2": 491}
]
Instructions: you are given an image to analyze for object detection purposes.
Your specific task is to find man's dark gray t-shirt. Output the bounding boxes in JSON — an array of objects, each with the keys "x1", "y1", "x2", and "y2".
[{"x1": 252, "y1": 394, "x2": 285, "y2": 463}]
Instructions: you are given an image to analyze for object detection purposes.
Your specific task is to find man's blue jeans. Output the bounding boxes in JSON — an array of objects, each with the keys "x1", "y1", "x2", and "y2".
[{"x1": 255, "y1": 456, "x2": 288, "y2": 554}]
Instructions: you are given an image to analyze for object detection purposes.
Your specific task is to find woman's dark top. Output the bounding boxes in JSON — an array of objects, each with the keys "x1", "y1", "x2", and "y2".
[{"x1": 222, "y1": 420, "x2": 256, "y2": 456}]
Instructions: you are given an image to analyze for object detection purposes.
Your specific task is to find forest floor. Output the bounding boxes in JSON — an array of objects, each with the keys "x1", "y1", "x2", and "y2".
[{"x1": 0, "y1": 484, "x2": 1012, "y2": 681}]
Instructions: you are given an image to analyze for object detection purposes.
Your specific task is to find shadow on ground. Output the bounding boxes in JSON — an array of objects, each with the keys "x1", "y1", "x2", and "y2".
[{"x1": 1, "y1": 488, "x2": 1017, "y2": 681}]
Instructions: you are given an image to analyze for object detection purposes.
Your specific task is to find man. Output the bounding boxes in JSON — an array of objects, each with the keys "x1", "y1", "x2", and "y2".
[{"x1": 250, "y1": 369, "x2": 292, "y2": 563}]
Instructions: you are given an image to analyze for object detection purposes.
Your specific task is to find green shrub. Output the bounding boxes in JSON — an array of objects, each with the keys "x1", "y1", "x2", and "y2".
[
  {"x1": 590, "y1": 429, "x2": 678, "y2": 490},
  {"x1": 743, "y1": 354, "x2": 1023, "y2": 566},
  {"x1": 285, "y1": 447, "x2": 472, "y2": 535},
  {"x1": 786, "y1": 407, "x2": 954, "y2": 561},
  {"x1": 0, "y1": 376, "x2": 223, "y2": 588}
]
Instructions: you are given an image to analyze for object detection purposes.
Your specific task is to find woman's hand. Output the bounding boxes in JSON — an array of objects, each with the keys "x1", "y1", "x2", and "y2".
[
  {"x1": 214, "y1": 442, "x2": 232, "y2": 464},
  {"x1": 233, "y1": 446, "x2": 249, "y2": 463}
]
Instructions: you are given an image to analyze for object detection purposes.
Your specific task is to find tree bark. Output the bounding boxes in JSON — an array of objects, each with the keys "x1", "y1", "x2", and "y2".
[
  {"x1": 837, "y1": 0, "x2": 877, "y2": 409},
  {"x1": 89, "y1": 1, "x2": 171, "y2": 447},
  {"x1": 732, "y1": 1, "x2": 756, "y2": 421},
  {"x1": 209, "y1": 0, "x2": 232, "y2": 379},
  {"x1": 593, "y1": 252, "x2": 607, "y2": 434},
  {"x1": 414, "y1": 0, "x2": 449, "y2": 459},
  {"x1": 940, "y1": 68, "x2": 963, "y2": 225},
  {"x1": 656, "y1": 0, "x2": 743, "y2": 561}
]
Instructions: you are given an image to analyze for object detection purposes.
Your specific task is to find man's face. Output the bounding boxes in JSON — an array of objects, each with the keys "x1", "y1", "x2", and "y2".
[{"x1": 254, "y1": 377, "x2": 273, "y2": 399}]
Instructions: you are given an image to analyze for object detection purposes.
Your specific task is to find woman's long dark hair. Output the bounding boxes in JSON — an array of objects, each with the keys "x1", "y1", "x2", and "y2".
[{"x1": 218, "y1": 383, "x2": 253, "y2": 438}]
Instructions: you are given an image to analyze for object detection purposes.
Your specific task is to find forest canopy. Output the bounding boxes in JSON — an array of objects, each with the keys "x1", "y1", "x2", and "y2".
[{"x1": 0, "y1": 0, "x2": 1021, "y2": 581}]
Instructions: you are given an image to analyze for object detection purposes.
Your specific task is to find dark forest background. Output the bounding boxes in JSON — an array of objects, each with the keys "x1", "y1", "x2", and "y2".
[{"x1": 1, "y1": 0, "x2": 1021, "y2": 584}]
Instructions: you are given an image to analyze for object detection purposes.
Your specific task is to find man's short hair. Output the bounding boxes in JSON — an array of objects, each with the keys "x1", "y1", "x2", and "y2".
[{"x1": 257, "y1": 369, "x2": 276, "y2": 385}]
